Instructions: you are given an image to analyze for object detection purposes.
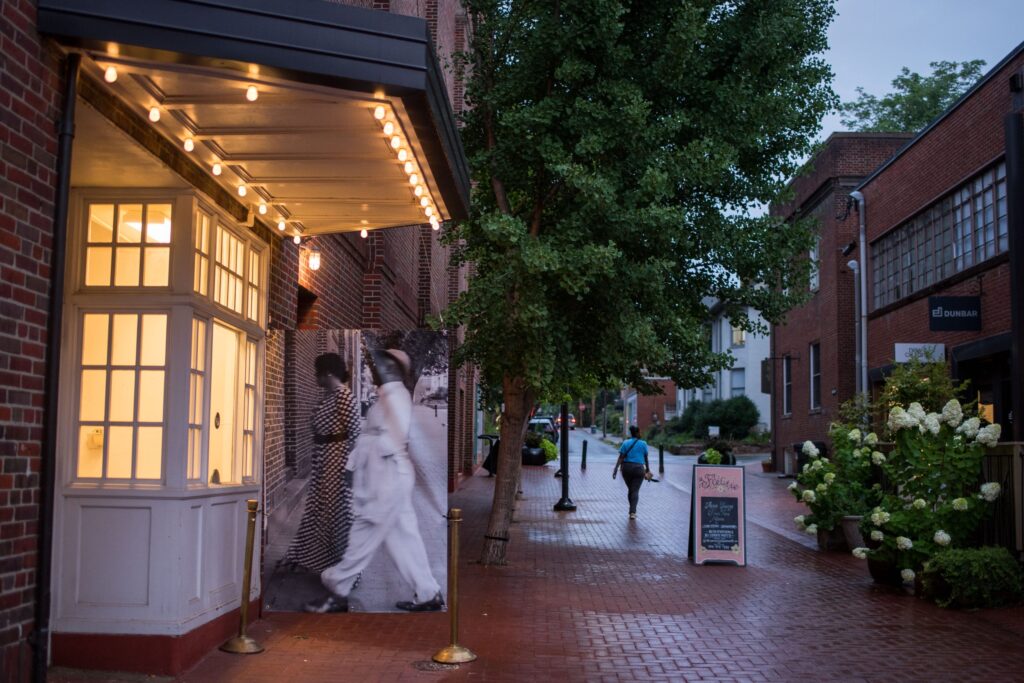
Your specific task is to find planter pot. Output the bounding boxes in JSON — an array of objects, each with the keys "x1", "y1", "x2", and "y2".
[
  {"x1": 867, "y1": 557, "x2": 903, "y2": 586},
  {"x1": 839, "y1": 515, "x2": 865, "y2": 550},
  {"x1": 521, "y1": 447, "x2": 547, "y2": 466},
  {"x1": 761, "y1": 461, "x2": 773, "y2": 473},
  {"x1": 816, "y1": 526, "x2": 848, "y2": 552}
]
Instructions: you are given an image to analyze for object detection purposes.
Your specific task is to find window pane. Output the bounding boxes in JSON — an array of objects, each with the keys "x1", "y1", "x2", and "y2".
[
  {"x1": 138, "y1": 370, "x2": 164, "y2": 422},
  {"x1": 85, "y1": 247, "x2": 112, "y2": 286},
  {"x1": 88, "y1": 204, "x2": 114, "y2": 243},
  {"x1": 117, "y1": 205, "x2": 144, "y2": 243},
  {"x1": 143, "y1": 247, "x2": 170, "y2": 287},
  {"x1": 114, "y1": 247, "x2": 141, "y2": 286},
  {"x1": 81, "y1": 314, "x2": 109, "y2": 365},
  {"x1": 136, "y1": 427, "x2": 163, "y2": 479},
  {"x1": 146, "y1": 204, "x2": 172, "y2": 243},
  {"x1": 190, "y1": 375, "x2": 204, "y2": 424},
  {"x1": 110, "y1": 314, "x2": 138, "y2": 365},
  {"x1": 80, "y1": 369, "x2": 107, "y2": 422},
  {"x1": 193, "y1": 319, "x2": 207, "y2": 371},
  {"x1": 188, "y1": 429, "x2": 201, "y2": 480},
  {"x1": 77, "y1": 426, "x2": 104, "y2": 478},
  {"x1": 107, "y1": 426, "x2": 133, "y2": 478},
  {"x1": 140, "y1": 314, "x2": 167, "y2": 366},
  {"x1": 109, "y1": 369, "x2": 136, "y2": 422}
]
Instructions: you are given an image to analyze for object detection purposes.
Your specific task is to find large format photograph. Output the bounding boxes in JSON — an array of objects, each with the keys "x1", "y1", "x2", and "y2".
[{"x1": 264, "y1": 329, "x2": 448, "y2": 613}]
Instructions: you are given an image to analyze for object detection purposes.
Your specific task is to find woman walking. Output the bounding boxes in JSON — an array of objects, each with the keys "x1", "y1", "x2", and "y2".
[
  {"x1": 283, "y1": 352, "x2": 361, "y2": 572},
  {"x1": 613, "y1": 425, "x2": 651, "y2": 520}
]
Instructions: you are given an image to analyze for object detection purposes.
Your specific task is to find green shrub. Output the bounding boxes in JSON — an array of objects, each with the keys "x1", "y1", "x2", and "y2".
[
  {"x1": 687, "y1": 396, "x2": 760, "y2": 439},
  {"x1": 920, "y1": 547, "x2": 1023, "y2": 609},
  {"x1": 703, "y1": 448, "x2": 722, "y2": 465},
  {"x1": 540, "y1": 438, "x2": 558, "y2": 462},
  {"x1": 678, "y1": 401, "x2": 703, "y2": 434},
  {"x1": 523, "y1": 431, "x2": 542, "y2": 448}
]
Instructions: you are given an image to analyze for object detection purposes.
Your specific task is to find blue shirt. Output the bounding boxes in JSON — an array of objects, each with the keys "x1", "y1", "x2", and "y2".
[{"x1": 619, "y1": 438, "x2": 648, "y2": 465}]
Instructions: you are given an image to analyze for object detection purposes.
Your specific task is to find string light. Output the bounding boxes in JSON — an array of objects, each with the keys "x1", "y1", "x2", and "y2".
[
  {"x1": 212, "y1": 162, "x2": 222, "y2": 176},
  {"x1": 183, "y1": 138, "x2": 195, "y2": 152},
  {"x1": 293, "y1": 235, "x2": 301, "y2": 244},
  {"x1": 278, "y1": 220, "x2": 286, "y2": 231},
  {"x1": 420, "y1": 197, "x2": 429, "y2": 207},
  {"x1": 237, "y1": 185, "x2": 247, "y2": 197},
  {"x1": 404, "y1": 161, "x2": 415, "y2": 175},
  {"x1": 360, "y1": 228, "x2": 368, "y2": 238},
  {"x1": 373, "y1": 105, "x2": 386, "y2": 120},
  {"x1": 430, "y1": 216, "x2": 440, "y2": 230},
  {"x1": 104, "y1": 66, "x2": 118, "y2": 83},
  {"x1": 383, "y1": 121, "x2": 395, "y2": 136},
  {"x1": 408, "y1": 173, "x2": 418, "y2": 186},
  {"x1": 414, "y1": 185, "x2": 424, "y2": 197},
  {"x1": 397, "y1": 149, "x2": 408, "y2": 162},
  {"x1": 246, "y1": 85, "x2": 259, "y2": 102},
  {"x1": 424, "y1": 206, "x2": 433, "y2": 217},
  {"x1": 148, "y1": 107, "x2": 160, "y2": 122},
  {"x1": 390, "y1": 136, "x2": 401, "y2": 149},
  {"x1": 258, "y1": 203, "x2": 268, "y2": 215}
]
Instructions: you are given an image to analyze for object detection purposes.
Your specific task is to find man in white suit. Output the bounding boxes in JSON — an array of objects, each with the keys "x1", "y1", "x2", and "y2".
[{"x1": 305, "y1": 347, "x2": 443, "y2": 613}]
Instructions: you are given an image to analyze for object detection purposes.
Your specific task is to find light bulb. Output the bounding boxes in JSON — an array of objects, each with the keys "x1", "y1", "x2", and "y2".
[
  {"x1": 424, "y1": 206, "x2": 433, "y2": 217},
  {"x1": 390, "y1": 135, "x2": 401, "y2": 149},
  {"x1": 148, "y1": 107, "x2": 160, "y2": 122},
  {"x1": 397, "y1": 149, "x2": 408, "y2": 162},
  {"x1": 183, "y1": 138, "x2": 195, "y2": 152},
  {"x1": 237, "y1": 185, "x2": 247, "y2": 197},
  {"x1": 404, "y1": 161, "x2": 414, "y2": 174},
  {"x1": 308, "y1": 247, "x2": 321, "y2": 271},
  {"x1": 104, "y1": 66, "x2": 118, "y2": 83},
  {"x1": 293, "y1": 235, "x2": 301, "y2": 244},
  {"x1": 430, "y1": 216, "x2": 440, "y2": 230},
  {"x1": 373, "y1": 105, "x2": 386, "y2": 120},
  {"x1": 414, "y1": 185, "x2": 424, "y2": 197},
  {"x1": 246, "y1": 85, "x2": 258, "y2": 102},
  {"x1": 258, "y1": 203, "x2": 267, "y2": 215},
  {"x1": 431, "y1": 222, "x2": 440, "y2": 231},
  {"x1": 278, "y1": 220, "x2": 286, "y2": 231},
  {"x1": 360, "y1": 228, "x2": 368, "y2": 239},
  {"x1": 420, "y1": 197, "x2": 429, "y2": 207},
  {"x1": 383, "y1": 121, "x2": 395, "y2": 136},
  {"x1": 409, "y1": 173, "x2": 418, "y2": 185},
  {"x1": 212, "y1": 163, "x2": 222, "y2": 176}
]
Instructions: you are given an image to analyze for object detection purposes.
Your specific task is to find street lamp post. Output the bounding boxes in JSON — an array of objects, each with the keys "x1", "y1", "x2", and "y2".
[{"x1": 554, "y1": 402, "x2": 576, "y2": 511}]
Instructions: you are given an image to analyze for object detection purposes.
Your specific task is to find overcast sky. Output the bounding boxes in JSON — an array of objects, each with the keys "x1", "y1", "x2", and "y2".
[{"x1": 820, "y1": 0, "x2": 1024, "y2": 139}]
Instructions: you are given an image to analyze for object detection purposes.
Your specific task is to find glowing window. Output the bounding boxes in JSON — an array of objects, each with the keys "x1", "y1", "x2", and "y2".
[{"x1": 85, "y1": 203, "x2": 171, "y2": 288}]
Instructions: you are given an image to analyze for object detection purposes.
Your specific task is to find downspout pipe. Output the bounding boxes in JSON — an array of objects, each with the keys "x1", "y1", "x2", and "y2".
[
  {"x1": 850, "y1": 190, "x2": 869, "y2": 399},
  {"x1": 1005, "y1": 72, "x2": 1024, "y2": 442},
  {"x1": 33, "y1": 52, "x2": 80, "y2": 683},
  {"x1": 847, "y1": 258, "x2": 862, "y2": 395}
]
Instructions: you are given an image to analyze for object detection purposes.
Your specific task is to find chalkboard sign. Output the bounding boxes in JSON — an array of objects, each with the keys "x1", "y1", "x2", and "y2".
[{"x1": 687, "y1": 465, "x2": 746, "y2": 566}]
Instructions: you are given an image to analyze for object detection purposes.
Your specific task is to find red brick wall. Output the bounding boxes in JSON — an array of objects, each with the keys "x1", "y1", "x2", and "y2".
[
  {"x1": 0, "y1": 0, "x2": 63, "y2": 677},
  {"x1": 632, "y1": 381, "x2": 676, "y2": 435},
  {"x1": 771, "y1": 134, "x2": 912, "y2": 463},
  {"x1": 861, "y1": 52, "x2": 1024, "y2": 372}
]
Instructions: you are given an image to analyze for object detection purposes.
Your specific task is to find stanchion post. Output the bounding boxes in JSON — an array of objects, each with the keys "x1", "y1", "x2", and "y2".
[
  {"x1": 433, "y1": 509, "x2": 476, "y2": 664},
  {"x1": 581, "y1": 440, "x2": 588, "y2": 470},
  {"x1": 659, "y1": 444, "x2": 665, "y2": 474},
  {"x1": 220, "y1": 499, "x2": 263, "y2": 654}
]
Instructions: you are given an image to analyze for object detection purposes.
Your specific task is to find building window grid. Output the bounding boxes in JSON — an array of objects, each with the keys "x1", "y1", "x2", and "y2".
[
  {"x1": 731, "y1": 325, "x2": 746, "y2": 347},
  {"x1": 187, "y1": 318, "x2": 207, "y2": 482},
  {"x1": 247, "y1": 248, "x2": 261, "y2": 324},
  {"x1": 872, "y1": 162, "x2": 1007, "y2": 309},
  {"x1": 85, "y1": 202, "x2": 172, "y2": 289},
  {"x1": 214, "y1": 225, "x2": 246, "y2": 315},
  {"x1": 194, "y1": 210, "x2": 210, "y2": 296},
  {"x1": 730, "y1": 368, "x2": 745, "y2": 398},
  {"x1": 242, "y1": 339, "x2": 258, "y2": 480}
]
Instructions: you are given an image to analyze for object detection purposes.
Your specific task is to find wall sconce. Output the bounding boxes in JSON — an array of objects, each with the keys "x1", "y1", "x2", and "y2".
[{"x1": 307, "y1": 242, "x2": 321, "y2": 271}]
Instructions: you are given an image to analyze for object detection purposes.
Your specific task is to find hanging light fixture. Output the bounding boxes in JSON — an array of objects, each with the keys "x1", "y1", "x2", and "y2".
[
  {"x1": 414, "y1": 185, "x2": 424, "y2": 197},
  {"x1": 104, "y1": 66, "x2": 118, "y2": 83},
  {"x1": 373, "y1": 105, "x2": 386, "y2": 120},
  {"x1": 293, "y1": 235, "x2": 301, "y2": 244},
  {"x1": 383, "y1": 121, "x2": 395, "y2": 136},
  {"x1": 430, "y1": 216, "x2": 440, "y2": 230},
  {"x1": 307, "y1": 243, "x2": 321, "y2": 271},
  {"x1": 277, "y1": 220, "x2": 286, "y2": 231},
  {"x1": 183, "y1": 138, "x2": 195, "y2": 152},
  {"x1": 246, "y1": 85, "x2": 259, "y2": 102},
  {"x1": 237, "y1": 185, "x2": 248, "y2": 197},
  {"x1": 397, "y1": 149, "x2": 408, "y2": 162},
  {"x1": 360, "y1": 228, "x2": 368, "y2": 238},
  {"x1": 258, "y1": 203, "x2": 268, "y2": 215},
  {"x1": 148, "y1": 106, "x2": 161, "y2": 122},
  {"x1": 212, "y1": 162, "x2": 222, "y2": 176}
]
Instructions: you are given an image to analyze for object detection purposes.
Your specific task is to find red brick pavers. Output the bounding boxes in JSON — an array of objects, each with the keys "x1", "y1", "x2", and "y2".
[{"x1": 53, "y1": 443, "x2": 1024, "y2": 682}]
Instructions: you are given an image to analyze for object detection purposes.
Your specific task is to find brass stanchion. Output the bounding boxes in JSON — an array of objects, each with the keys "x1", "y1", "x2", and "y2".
[
  {"x1": 220, "y1": 499, "x2": 264, "y2": 654},
  {"x1": 433, "y1": 508, "x2": 476, "y2": 664}
]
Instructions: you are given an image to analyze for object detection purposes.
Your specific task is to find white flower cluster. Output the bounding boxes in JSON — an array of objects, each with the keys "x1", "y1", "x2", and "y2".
[
  {"x1": 907, "y1": 402, "x2": 927, "y2": 424},
  {"x1": 952, "y1": 497, "x2": 969, "y2": 511},
  {"x1": 805, "y1": 524, "x2": 818, "y2": 535},
  {"x1": 912, "y1": 498, "x2": 927, "y2": 510},
  {"x1": 870, "y1": 530, "x2": 884, "y2": 542},
  {"x1": 896, "y1": 536, "x2": 913, "y2": 550},
  {"x1": 976, "y1": 423, "x2": 1001, "y2": 447},
  {"x1": 870, "y1": 509, "x2": 890, "y2": 526},
  {"x1": 887, "y1": 406, "x2": 917, "y2": 431},
  {"x1": 956, "y1": 417, "x2": 981, "y2": 439},
  {"x1": 871, "y1": 451, "x2": 886, "y2": 465},
  {"x1": 852, "y1": 547, "x2": 869, "y2": 559},
  {"x1": 787, "y1": 482, "x2": 798, "y2": 493},
  {"x1": 802, "y1": 440, "x2": 819, "y2": 457},
  {"x1": 802, "y1": 490, "x2": 816, "y2": 503},
  {"x1": 864, "y1": 432, "x2": 879, "y2": 446},
  {"x1": 794, "y1": 515, "x2": 806, "y2": 529},
  {"x1": 901, "y1": 568, "x2": 916, "y2": 583},
  {"x1": 816, "y1": 483, "x2": 828, "y2": 494},
  {"x1": 933, "y1": 530, "x2": 951, "y2": 546},
  {"x1": 848, "y1": 428, "x2": 862, "y2": 443},
  {"x1": 824, "y1": 472, "x2": 836, "y2": 484},
  {"x1": 922, "y1": 413, "x2": 941, "y2": 436},
  {"x1": 941, "y1": 399, "x2": 963, "y2": 427},
  {"x1": 980, "y1": 482, "x2": 1001, "y2": 502}
]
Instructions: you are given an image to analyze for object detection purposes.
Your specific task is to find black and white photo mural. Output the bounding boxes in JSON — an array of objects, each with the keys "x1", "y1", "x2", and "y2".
[{"x1": 264, "y1": 329, "x2": 448, "y2": 613}]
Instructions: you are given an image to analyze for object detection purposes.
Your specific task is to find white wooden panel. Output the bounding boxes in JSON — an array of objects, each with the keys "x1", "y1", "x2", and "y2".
[
  {"x1": 77, "y1": 506, "x2": 151, "y2": 606},
  {"x1": 184, "y1": 505, "x2": 203, "y2": 604},
  {"x1": 206, "y1": 499, "x2": 239, "y2": 607}
]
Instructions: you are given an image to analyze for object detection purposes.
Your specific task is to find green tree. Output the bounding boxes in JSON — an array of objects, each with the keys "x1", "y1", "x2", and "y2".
[
  {"x1": 839, "y1": 59, "x2": 986, "y2": 133},
  {"x1": 449, "y1": 0, "x2": 837, "y2": 565}
]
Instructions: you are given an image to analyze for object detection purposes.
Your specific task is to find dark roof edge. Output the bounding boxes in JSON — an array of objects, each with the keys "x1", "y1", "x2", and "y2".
[{"x1": 854, "y1": 39, "x2": 1024, "y2": 192}]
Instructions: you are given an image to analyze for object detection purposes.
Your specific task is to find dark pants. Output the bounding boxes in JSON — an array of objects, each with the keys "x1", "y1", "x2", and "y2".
[{"x1": 621, "y1": 462, "x2": 645, "y2": 514}]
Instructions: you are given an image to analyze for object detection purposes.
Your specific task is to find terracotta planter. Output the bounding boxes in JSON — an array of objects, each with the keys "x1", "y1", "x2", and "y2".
[
  {"x1": 760, "y1": 461, "x2": 773, "y2": 473},
  {"x1": 839, "y1": 515, "x2": 865, "y2": 550}
]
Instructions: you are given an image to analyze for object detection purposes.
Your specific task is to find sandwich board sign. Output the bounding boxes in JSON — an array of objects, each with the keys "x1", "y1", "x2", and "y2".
[{"x1": 687, "y1": 464, "x2": 746, "y2": 566}]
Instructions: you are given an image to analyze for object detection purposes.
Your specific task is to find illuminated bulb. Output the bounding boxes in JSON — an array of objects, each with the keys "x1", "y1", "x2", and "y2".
[
  {"x1": 148, "y1": 107, "x2": 160, "y2": 122},
  {"x1": 373, "y1": 105, "x2": 386, "y2": 120},
  {"x1": 429, "y1": 215, "x2": 440, "y2": 230},
  {"x1": 404, "y1": 161, "x2": 415, "y2": 174},
  {"x1": 183, "y1": 138, "x2": 195, "y2": 152},
  {"x1": 390, "y1": 135, "x2": 401, "y2": 149},
  {"x1": 397, "y1": 149, "x2": 408, "y2": 162},
  {"x1": 258, "y1": 203, "x2": 268, "y2": 215},
  {"x1": 293, "y1": 235, "x2": 301, "y2": 244},
  {"x1": 424, "y1": 206, "x2": 433, "y2": 217},
  {"x1": 277, "y1": 220, "x2": 286, "y2": 231},
  {"x1": 414, "y1": 185, "x2": 424, "y2": 197},
  {"x1": 104, "y1": 66, "x2": 118, "y2": 83},
  {"x1": 308, "y1": 246, "x2": 321, "y2": 271},
  {"x1": 212, "y1": 163, "x2": 222, "y2": 176},
  {"x1": 237, "y1": 185, "x2": 247, "y2": 197},
  {"x1": 246, "y1": 85, "x2": 258, "y2": 102},
  {"x1": 431, "y1": 222, "x2": 440, "y2": 231},
  {"x1": 360, "y1": 228, "x2": 368, "y2": 239},
  {"x1": 420, "y1": 197, "x2": 429, "y2": 207},
  {"x1": 408, "y1": 173, "x2": 418, "y2": 185},
  {"x1": 383, "y1": 121, "x2": 395, "y2": 136}
]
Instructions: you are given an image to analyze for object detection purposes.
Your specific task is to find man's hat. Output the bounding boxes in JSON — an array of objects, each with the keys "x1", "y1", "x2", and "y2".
[{"x1": 383, "y1": 348, "x2": 411, "y2": 377}]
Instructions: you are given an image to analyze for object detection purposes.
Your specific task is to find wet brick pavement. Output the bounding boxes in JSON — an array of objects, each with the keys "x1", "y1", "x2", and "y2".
[{"x1": 52, "y1": 431, "x2": 1024, "y2": 682}]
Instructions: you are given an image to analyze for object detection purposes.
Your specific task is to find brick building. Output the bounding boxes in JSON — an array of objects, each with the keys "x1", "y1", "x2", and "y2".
[
  {"x1": 770, "y1": 133, "x2": 913, "y2": 470},
  {"x1": 0, "y1": 0, "x2": 475, "y2": 678},
  {"x1": 622, "y1": 379, "x2": 677, "y2": 436}
]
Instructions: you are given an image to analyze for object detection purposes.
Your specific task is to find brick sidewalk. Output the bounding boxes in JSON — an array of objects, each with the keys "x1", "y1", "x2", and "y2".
[{"x1": 54, "y1": 452, "x2": 1024, "y2": 682}]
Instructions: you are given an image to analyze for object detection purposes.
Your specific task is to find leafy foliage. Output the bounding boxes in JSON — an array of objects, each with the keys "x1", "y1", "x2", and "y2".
[
  {"x1": 920, "y1": 547, "x2": 1023, "y2": 609},
  {"x1": 540, "y1": 438, "x2": 559, "y2": 462},
  {"x1": 790, "y1": 429, "x2": 882, "y2": 533},
  {"x1": 839, "y1": 60, "x2": 986, "y2": 133},
  {"x1": 670, "y1": 397, "x2": 760, "y2": 439}
]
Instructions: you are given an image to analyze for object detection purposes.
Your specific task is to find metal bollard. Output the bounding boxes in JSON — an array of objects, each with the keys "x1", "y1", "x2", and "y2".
[
  {"x1": 220, "y1": 499, "x2": 264, "y2": 654},
  {"x1": 433, "y1": 509, "x2": 476, "y2": 664},
  {"x1": 581, "y1": 440, "x2": 588, "y2": 470},
  {"x1": 659, "y1": 444, "x2": 664, "y2": 474}
]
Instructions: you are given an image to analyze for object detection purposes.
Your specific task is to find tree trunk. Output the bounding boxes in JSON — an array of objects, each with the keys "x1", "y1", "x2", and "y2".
[{"x1": 479, "y1": 373, "x2": 534, "y2": 565}]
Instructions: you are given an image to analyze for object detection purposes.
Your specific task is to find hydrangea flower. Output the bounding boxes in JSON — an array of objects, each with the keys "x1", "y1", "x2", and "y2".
[
  {"x1": 802, "y1": 440, "x2": 819, "y2": 457},
  {"x1": 810, "y1": 459, "x2": 824, "y2": 471},
  {"x1": 952, "y1": 497, "x2": 969, "y2": 511},
  {"x1": 888, "y1": 406, "x2": 918, "y2": 431},
  {"x1": 980, "y1": 482, "x2": 1001, "y2": 502},
  {"x1": 805, "y1": 524, "x2": 818, "y2": 535},
  {"x1": 956, "y1": 417, "x2": 981, "y2": 439},
  {"x1": 941, "y1": 399, "x2": 963, "y2": 427},
  {"x1": 870, "y1": 509, "x2": 890, "y2": 526},
  {"x1": 816, "y1": 483, "x2": 828, "y2": 494},
  {"x1": 870, "y1": 530, "x2": 884, "y2": 542},
  {"x1": 802, "y1": 490, "x2": 816, "y2": 503},
  {"x1": 933, "y1": 530, "x2": 951, "y2": 546},
  {"x1": 864, "y1": 432, "x2": 879, "y2": 446},
  {"x1": 848, "y1": 428, "x2": 862, "y2": 443},
  {"x1": 912, "y1": 498, "x2": 927, "y2": 510},
  {"x1": 907, "y1": 402, "x2": 927, "y2": 423},
  {"x1": 852, "y1": 547, "x2": 869, "y2": 559},
  {"x1": 922, "y1": 414, "x2": 941, "y2": 436},
  {"x1": 896, "y1": 536, "x2": 913, "y2": 550},
  {"x1": 794, "y1": 515, "x2": 806, "y2": 529},
  {"x1": 976, "y1": 423, "x2": 1001, "y2": 447},
  {"x1": 787, "y1": 482, "x2": 798, "y2": 492},
  {"x1": 871, "y1": 451, "x2": 886, "y2": 465},
  {"x1": 824, "y1": 472, "x2": 835, "y2": 484},
  {"x1": 901, "y1": 568, "x2": 916, "y2": 583}
]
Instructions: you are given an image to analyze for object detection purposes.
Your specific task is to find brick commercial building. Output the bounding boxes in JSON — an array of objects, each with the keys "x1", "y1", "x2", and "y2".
[
  {"x1": 770, "y1": 133, "x2": 912, "y2": 470},
  {"x1": 0, "y1": 0, "x2": 475, "y2": 678}
]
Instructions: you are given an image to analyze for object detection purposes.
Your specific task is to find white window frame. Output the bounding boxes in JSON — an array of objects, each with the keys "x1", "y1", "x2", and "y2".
[{"x1": 809, "y1": 343, "x2": 821, "y2": 410}]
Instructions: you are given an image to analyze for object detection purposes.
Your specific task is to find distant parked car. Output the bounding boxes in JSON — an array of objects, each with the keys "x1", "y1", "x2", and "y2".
[
  {"x1": 554, "y1": 413, "x2": 576, "y2": 430},
  {"x1": 527, "y1": 417, "x2": 558, "y2": 444}
]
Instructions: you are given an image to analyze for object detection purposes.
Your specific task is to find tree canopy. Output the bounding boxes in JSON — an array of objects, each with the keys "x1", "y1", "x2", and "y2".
[
  {"x1": 446, "y1": 0, "x2": 837, "y2": 564},
  {"x1": 839, "y1": 59, "x2": 986, "y2": 133}
]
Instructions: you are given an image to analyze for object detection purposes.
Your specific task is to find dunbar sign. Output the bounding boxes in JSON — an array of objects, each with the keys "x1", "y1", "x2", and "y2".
[{"x1": 929, "y1": 296, "x2": 981, "y2": 331}]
